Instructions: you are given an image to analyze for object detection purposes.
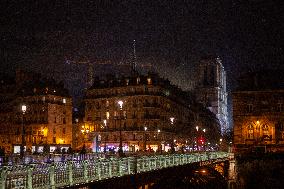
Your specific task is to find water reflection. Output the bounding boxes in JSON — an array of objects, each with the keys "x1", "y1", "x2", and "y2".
[{"x1": 151, "y1": 167, "x2": 227, "y2": 189}]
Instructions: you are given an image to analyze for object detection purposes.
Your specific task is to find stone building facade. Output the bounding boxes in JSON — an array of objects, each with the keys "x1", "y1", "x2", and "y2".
[
  {"x1": 233, "y1": 70, "x2": 284, "y2": 152},
  {"x1": 83, "y1": 72, "x2": 222, "y2": 153},
  {"x1": 0, "y1": 70, "x2": 72, "y2": 154},
  {"x1": 84, "y1": 73, "x2": 197, "y2": 152},
  {"x1": 194, "y1": 56, "x2": 229, "y2": 134}
]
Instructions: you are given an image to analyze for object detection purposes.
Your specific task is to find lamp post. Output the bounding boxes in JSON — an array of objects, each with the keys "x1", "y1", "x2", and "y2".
[
  {"x1": 256, "y1": 120, "x2": 260, "y2": 144},
  {"x1": 202, "y1": 128, "x2": 206, "y2": 151},
  {"x1": 170, "y1": 117, "x2": 175, "y2": 153},
  {"x1": 103, "y1": 119, "x2": 107, "y2": 153},
  {"x1": 20, "y1": 104, "x2": 27, "y2": 159},
  {"x1": 144, "y1": 126, "x2": 147, "y2": 151},
  {"x1": 81, "y1": 125, "x2": 89, "y2": 151},
  {"x1": 157, "y1": 129, "x2": 162, "y2": 154},
  {"x1": 118, "y1": 100, "x2": 124, "y2": 157}
]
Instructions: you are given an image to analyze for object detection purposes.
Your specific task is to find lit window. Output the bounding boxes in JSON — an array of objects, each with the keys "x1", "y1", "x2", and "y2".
[
  {"x1": 248, "y1": 125, "x2": 254, "y2": 139},
  {"x1": 137, "y1": 77, "x2": 140, "y2": 84},
  {"x1": 63, "y1": 98, "x2": 66, "y2": 104},
  {"x1": 106, "y1": 112, "x2": 110, "y2": 119},
  {"x1": 147, "y1": 77, "x2": 152, "y2": 85},
  {"x1": 114, "y1": 111, "x2": 118, "y2": 117},
  {"x1": 262, "y1": 124, "x2": 269, "y2": 136}
]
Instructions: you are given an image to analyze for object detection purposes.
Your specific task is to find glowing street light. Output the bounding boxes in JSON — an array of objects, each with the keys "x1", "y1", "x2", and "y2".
[
  {"x1": 118, "y1": 100, "x2": 124, "y2": 156},
  {"x1": 21, "y1": 105, "x2": 27, "y2": 113},
  {"x1": 20, "y1": 104, "x2": 27, "y2": 159},
  {"x1": 144, "y1": 126, "x2": 148, "y2": 151},
  {"x1": 118, "y1": 100, "x2": 123, "y2": 110},
  {"x1": 170, "y1": 117, "x2": 175, "y2": 125},
  {"x1": 103, "y1": 119, "x2": 107, "y2": 153}
]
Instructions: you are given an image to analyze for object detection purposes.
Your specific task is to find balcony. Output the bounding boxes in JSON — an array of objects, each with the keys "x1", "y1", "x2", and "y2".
[
  {"x1": 143, "y1": 114, "x2": 160, "y2": 120},
  {"x1": 143, "y1": 103, "x2": 160, "y2": 108}
]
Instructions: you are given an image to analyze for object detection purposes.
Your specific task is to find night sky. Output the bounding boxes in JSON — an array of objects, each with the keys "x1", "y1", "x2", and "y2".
[{"x1": 1, "y1": 0, "x2": 283, "y2": 95}]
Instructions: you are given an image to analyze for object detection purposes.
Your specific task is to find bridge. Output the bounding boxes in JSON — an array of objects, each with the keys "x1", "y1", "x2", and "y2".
[{"x1": 0, "y1": 152, "x2": 232, "y2": 189}]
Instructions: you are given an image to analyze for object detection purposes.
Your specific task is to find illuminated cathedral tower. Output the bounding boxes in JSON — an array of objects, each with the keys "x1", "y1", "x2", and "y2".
[{"x1": 194, "y1": 56, "x2": 229, "y2": 134}]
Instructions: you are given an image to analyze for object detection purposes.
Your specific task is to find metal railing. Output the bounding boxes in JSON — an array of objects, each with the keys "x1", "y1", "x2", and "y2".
[{"x1": 0, "y1": 152, "x2": 230, "y2": 189}]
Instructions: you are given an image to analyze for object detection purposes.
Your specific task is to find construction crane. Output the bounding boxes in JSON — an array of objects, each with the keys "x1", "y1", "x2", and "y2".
[
  {"x1": 64, "y1": 40, "x2": 154, "y2": 88},
  {"x1": 65, "y1": 58, "x2": 112, "y2": 88}
]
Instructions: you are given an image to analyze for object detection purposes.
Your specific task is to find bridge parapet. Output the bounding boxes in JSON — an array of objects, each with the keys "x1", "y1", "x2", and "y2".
[{"x1": 0, "y1": 152, "x2": 231, "y2": 189}]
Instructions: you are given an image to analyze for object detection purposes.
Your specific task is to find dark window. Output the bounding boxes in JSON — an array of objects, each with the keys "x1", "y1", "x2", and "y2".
[
  {"x1": 247, "y1": 104, "x2": 253, "y2": 113},
  {"x1": 277, "y1": 103, "x2": 283, "y2": 112}
]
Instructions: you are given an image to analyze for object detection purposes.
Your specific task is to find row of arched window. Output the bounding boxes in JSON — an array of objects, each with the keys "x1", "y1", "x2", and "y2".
[{"x1": 247, "y1": 122, "x2": 284, "y2": 139}]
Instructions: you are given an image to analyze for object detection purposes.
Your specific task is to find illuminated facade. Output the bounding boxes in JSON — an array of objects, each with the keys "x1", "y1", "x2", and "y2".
[
  {"x1": 194, "y1": 56, "x2": 229, "y2": 134},
  {"x1": 84, "y1": 73, "x2": 195, "y2": 152},
  {"x1": 0, "y1": 70, "x2": 72, "y2": 154},
  {"x1": 233, "y1": 70, "x2": 284, "y2": 152}
]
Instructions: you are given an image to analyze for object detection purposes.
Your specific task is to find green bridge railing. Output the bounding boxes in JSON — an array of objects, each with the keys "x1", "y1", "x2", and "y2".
[{"x1": 0, "y1": 152, "x2": 231, "y2": 189}]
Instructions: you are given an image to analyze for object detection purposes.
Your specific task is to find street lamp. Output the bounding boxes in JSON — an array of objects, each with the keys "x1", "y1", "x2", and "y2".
[
  {"x1": 103, "y1": 119, "x2": 107, "y2": 153},
  {"x1": 157, "y1": 129, "x2": 162, "y2": 154},
  {"x1": 81, "y1": 125, "x2": 90, "y2": 146},
  {"x1": 117, "y1": 100, "x2": 124, "y2": 157},
  {"x1": 20, "y1": 104, "x2": 27, "y2": 159},
  {"x1": 170, "y1": 117, "x2": 175, "y2": 153},
  {"x1": 203, "y1": 129, "x2": 206, "y2": 151},
  {"x1": 144, "y1": 126, "x2": 147, "y2": 151}
]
